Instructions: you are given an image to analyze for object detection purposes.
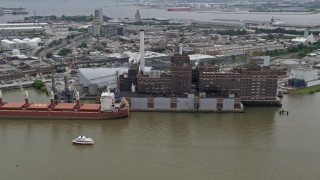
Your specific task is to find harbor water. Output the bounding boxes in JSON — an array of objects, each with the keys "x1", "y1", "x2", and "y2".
[
  {"x1": 1, "y1": 88, "x2": 320, "y2": 179},
  {"x1": 1, "y1": 0, "x2": 320, "y2": 26}
]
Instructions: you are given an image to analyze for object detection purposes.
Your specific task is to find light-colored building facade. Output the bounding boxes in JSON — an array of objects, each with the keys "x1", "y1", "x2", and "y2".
[{"x1": 290, "y1": 68, "x2": 318, "y2": 82}]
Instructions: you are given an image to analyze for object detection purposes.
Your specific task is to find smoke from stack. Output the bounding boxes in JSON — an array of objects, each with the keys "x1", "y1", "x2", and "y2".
[{"x1": 139, "y1": 30, "x2": 145, "y2": 74}]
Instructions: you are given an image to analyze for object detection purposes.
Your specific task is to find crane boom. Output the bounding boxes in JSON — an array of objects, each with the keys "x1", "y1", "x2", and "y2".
[
  {"x1": 45, "y1": 83, "x2": 54, "y2": 100},
  {"x1": 0, "y1": 89, "x2": 2, "y2": 105},
  {"x1": 19, "y1": 83, "x2": 29, "y2": 105},
  {"x1": 73, "y1": 87, "x2": 79, "y2": 101},
  {"x1": 19, "y1": 84, "x2": 28, "y2": 99}
]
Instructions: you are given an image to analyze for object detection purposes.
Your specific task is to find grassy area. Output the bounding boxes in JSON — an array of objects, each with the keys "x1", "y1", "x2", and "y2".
[{"x1": 289, "y1": 85, "x2": 320, "y2": 94}]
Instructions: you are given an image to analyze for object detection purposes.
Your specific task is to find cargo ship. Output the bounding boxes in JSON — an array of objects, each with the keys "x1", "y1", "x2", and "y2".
[
  {"x1": 3, "y1": 7, "x2": 29, "y2": 15},
  {"x1": 167, "y1": 7, "x2": 192, "y2": 11},
  {"x1": 0, "y1": 86, "x2": 129, "y2": 120}
]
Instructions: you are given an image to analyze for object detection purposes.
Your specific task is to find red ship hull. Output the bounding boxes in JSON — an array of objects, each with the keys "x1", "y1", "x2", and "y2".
[{"x1": 0, "y1": 109, "x2": 129, "y2": 120}]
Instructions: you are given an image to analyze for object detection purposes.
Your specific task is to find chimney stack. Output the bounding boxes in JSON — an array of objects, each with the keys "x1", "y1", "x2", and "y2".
[
  {"x1": 179, "y1": 43, "x2": 183, "y2": 55},
  {"x1": 139, "y1": 30, "x2": 145, "y2": 74}
]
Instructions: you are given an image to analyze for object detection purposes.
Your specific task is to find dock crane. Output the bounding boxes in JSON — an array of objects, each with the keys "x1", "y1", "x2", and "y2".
[{"x1": 19, "y1": 84, "x2": 29, "y2": 106}]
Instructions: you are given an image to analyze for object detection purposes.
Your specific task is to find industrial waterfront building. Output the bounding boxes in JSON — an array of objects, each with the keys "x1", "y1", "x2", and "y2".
[{"x1": 117, "y1": 30, "x2": 281, "y2": 111}]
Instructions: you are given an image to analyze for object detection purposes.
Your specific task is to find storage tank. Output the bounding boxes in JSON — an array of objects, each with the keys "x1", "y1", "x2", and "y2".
[
  {"x1": 28, "y1": 38, "x2": 41, "y2": 48},
  {"x1": 23, "y1": 38, "x2": 31, "y2": 42},
  {"x1": 12, "y1": 39, "x2": 27, "y2": 49},
  {"x1": 280, "y1": 60, "x2": 299, "y2": 72},
  {"x1": 88, "y1": 84, "x2": 99, "y2": 96},
  {"x1": 1, "y1": 39, "x2": 16, "y2": 50}
]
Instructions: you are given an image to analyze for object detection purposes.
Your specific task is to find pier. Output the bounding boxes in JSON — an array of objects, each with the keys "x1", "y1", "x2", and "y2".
[
  {"x1": 0, "y1": 81, "x2": 34, "y2": 90},
  {"x1": 279, "y1": 109, "x2": 289, "y2": 115}
]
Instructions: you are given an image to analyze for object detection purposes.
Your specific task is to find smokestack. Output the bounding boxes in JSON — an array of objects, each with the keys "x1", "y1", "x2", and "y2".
[
  {"x1": 179, "y1": 43, "x2": 183, "y2": 55},
  {"x1": 139, "y1": 30, "x2": 145, "y2": 74}
]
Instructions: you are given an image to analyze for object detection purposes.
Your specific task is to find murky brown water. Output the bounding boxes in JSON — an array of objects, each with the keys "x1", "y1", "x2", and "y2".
[{"x1": 1, "y1": 88, "x2": 320, "y2": 180}]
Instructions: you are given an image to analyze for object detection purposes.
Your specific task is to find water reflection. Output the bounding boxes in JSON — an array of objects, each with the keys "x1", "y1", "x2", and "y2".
[{"x1": 1, "y1": 89, "x2": 320, "y2": 179}]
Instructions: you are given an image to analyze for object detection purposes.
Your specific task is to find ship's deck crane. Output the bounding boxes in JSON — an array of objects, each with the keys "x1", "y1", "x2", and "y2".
[
  {"x1": 45, "y1": 83, "x2": 55, "y2": 108},
  {"x1": 19, "y1": 84, "x2": 29, "y2": 105},
  {"x1": 0, "y1": 89, "x2": 3, "y2": 105},
  {"x1": 73, "y1": 87, "x2": 80, "y2": 109},
  {"x1": 64, "y1": 76, "x2": 73, "y2": 103}
]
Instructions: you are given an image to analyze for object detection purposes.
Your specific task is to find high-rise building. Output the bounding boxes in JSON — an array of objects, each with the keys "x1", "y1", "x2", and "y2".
[
  {"x1": 95, "y1": 8, "x2": 103, "y2": 25},
  {"x1": 135, "y1": 10, "x2": 141, "y2": 22},
  {"x1": 93, "y1": 8, "x2": 103, "y2": 36},
  {"x1": 304, "y1": 27, "x2": 309, "y2": 38}
]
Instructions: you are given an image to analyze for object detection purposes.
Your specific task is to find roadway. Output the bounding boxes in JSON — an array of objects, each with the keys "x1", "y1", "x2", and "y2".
[{"x1": 35, "y1": 33, "x2": 86, "y2": 61}]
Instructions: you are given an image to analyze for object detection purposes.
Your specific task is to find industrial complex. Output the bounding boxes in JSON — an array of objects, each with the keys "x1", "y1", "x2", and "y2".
[{"x1": 1, "y1": 6, "x2": 320, "y2": 113}]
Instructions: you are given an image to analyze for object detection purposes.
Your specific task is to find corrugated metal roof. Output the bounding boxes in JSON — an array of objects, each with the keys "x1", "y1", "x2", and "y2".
[
  {"x1": 54, "y1": 103, "x2": 76, "y2": 110},
  {"x1": 79, "y1": 104, "x2": 100, "y2": 111},
  {"x1": 79, "y1": 68, "x2": 128, "y2": 81}
]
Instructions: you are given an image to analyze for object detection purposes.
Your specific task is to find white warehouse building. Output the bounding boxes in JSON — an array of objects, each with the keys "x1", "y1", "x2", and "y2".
[
  {"x1": 79, "y1": 68, "x2": 128, "y2": 89},
  {"x1": 290, "y1": 68, "x2": 318, "y2": 82}
]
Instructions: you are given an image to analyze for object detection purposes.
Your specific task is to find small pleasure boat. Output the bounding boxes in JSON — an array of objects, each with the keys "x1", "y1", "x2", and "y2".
[{"x1": 72, "y1": 136, "x2": 94, "y2": 145}]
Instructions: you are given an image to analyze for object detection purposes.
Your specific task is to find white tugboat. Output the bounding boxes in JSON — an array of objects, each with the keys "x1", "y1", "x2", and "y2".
[{"x1": 72, "y1": 136, "x2": 94, "y2": 145}]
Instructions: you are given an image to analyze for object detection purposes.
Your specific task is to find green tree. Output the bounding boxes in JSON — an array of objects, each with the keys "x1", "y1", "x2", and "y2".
[
  {"x1": 46, "y1": 52, "x2": 53, "y2": 58},
  {"x1": 58, "y1": 48, "x2": 71, "y2": 56},
  {"x1": 78, "y1": 42, "x2": 87, "y2": 48},
  {"x1": 34, "y1": 80, "x2": 45, "y2": 89}
]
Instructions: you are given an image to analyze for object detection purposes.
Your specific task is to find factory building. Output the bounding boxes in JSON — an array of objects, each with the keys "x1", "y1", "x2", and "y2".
[
  {"x1": 170, "y1": 53, "x2": 192, "y2": 94},
  {"x1": 237, "y1": 69, "x2": 278, "y2": 101},
  {"x1": 289, "y1": 68, "x2": 319, "y2": 87},
  {"x1": 0, "y1": 26, "x2": 44, "y2": 37},
  {"x1": 198, "y1": 65, "x2": 240, "y2": 96},
  {"x1": 79, "y1": 68, "x2": 127, "y2": 92},
  {"x1": 137, "y1": 71, "x2": 171, "y2": 94},
  {"x1": 249, "y1": 56, "x2": 270, "y2": 67},
  {"x1": 101, "y1": 23, "x2": 124, "y2": 36},
  {"x1": 290, "y1": 68, "x2": 318, "y2": 82},
  {"x1": 119, "y1": 64, "x2": 139, "y2": 92},
  {"x1": 198, "y1": 65, "x2": 279, "y2": 103},
  {"x1": 118, "y1": 30, "x2": 280, "y2": 106}
]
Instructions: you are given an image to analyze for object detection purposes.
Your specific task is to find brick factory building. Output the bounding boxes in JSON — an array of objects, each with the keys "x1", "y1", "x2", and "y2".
[
  {"x1": 170, "y1": 54, "x2": 192, "y2": 94},
  {"x1": 198, "y1": 64, "x2": 279, "y2": 104}
]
